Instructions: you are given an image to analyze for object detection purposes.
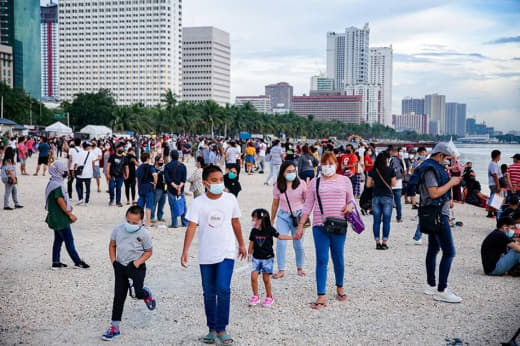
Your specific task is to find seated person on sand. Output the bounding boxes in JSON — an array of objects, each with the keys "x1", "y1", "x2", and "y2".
[
  {"x1": 497, "y1": 195, "x2": 519, "y2": 219},
  {"x1": 463, "y1": 169, "x2": 488, "y2": 208},
  {"x1": 481, "y1": 216, "x2": 520, "y2": 276}
]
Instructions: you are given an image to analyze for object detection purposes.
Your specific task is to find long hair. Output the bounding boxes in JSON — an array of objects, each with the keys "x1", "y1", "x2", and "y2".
[
  {"x1": 374, "y1": 151, "x2": 390, "y2": 173},
  {"x1": 276, "y1": 161, "x2": 300, "y2": 193},
  {"x1": 251, "y1": 208, "x2": 273, "y2": 232},
  {"x1": 2, "y1": 147, "x2": 15, "y2": 166}
]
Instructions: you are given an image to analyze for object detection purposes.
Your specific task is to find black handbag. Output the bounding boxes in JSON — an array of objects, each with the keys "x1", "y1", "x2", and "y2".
[
  {"x1": 316, "y1": 177, "x2": 348, "y2": 235},
  {"x1": 284, "y1": 191, "x2": 300, "y2": 227},
  {"x1": 75, "y1": 151, "x2": 90, "y2": 177},
  {"x1": 418, "y1": 204, "x2": 443, "y2": 234}
]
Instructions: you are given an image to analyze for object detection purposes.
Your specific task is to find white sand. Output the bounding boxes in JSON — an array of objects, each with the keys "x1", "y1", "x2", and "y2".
[{"x1": 0, "y1": 157, "x2": 518, "y2": 345}]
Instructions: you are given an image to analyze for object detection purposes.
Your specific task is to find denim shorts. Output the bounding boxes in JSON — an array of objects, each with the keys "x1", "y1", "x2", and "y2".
[
  {"x1": 251, "y1": 257, "x2": 274, "y2": 274},
  {"x1": 138, "y1": 191, "x2": 155, "y2": 210}
]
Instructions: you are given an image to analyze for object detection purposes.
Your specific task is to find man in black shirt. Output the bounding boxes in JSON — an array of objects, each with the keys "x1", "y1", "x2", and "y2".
[
  {"x1": 107, "y1": 143, "x2": 126, "y2": 207},
  {"x1": 481, "y1": 216, "x2": 520, "y2": 275}
]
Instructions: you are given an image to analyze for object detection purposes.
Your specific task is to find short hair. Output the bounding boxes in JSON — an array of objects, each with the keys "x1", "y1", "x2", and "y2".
[
  {"x1": 497, "y1": 216, "x2": 515, "y2": 228},
  {"x1": 509, "y1": 195, "x2": 519, "y2": 206},
  {"x1": 116, "y1": 142, "x2": 125, "y2": 149},
  {"x1": 491, "y1": 150, "x2": 501, "y2": 160},
  {"x1": 126, "y1": 205, "x2": 144, "y2": 219},
  {"x1": 154, "y1": 155, "x2": 162, "y2": 162},
  {"x1": 512, "y1": 209, "x2": 520, "y2": 221},
  {"x1": 320, "y1": 151, "x2": 338, "y2": 166},
  {"x1": 417, "y1": 147, "x2": 427, "y2": 154},
  {"x1": 196, "y1": 156, "x2": 205, "y2": 166},
  {"x1": 73, "y1": 138, "x2": 80, "y2": 146},
  {"x1": 170, "y1": 149, "x2": 179, "y2": 160},
  {"x1": 140, "y1": 152, "x2": 150, "y2": 162},
  {"x1": 202, "y1": 164, "x2": 222, "y2": 180}
]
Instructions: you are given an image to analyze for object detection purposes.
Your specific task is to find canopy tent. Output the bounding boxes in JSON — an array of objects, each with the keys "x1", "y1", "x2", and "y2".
[
  {"x1": 45, "y1": 121, "x2": 73, "y2": 136},
  {"x1": 80, "y1": 125, "x2": 112, "y2": 139},
  {"x1": 0, "y1": 118, "x2": 17, "y2": 135}
]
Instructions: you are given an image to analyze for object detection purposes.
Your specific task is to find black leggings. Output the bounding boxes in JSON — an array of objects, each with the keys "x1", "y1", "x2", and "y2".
[
  {"x1": 124, "y1": 177, "x2": 136, "y2": 202},
  {"x1": 111, "y1": 261, "x2": 148, "y2": 322},
  {"x1": 67, "y1": 171, "x2": 75, "y2": 198}
]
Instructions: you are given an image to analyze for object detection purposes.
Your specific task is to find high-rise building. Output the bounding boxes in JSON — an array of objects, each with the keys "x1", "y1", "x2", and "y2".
[
  {"x1": 344, "y1": 84, "x2": 381, "y2": 123},
  {"x1": 424, "y1": 94, "x2": 446, "y2": 135},
  {"x1": 265, "y1": 82, "x2": 293, "y2": 113},
  {"x1": 369, "y1": 46, "x2": 392, "y2": 126},
  {"x1": 0, "y1": 44, "x2": 13, "y2": 87},
  {"x1": 402, "y1": 97, "x2": 425, "y2": 115},
  {"x1": 310, "y1": 74, "x2": 334, "y2": 92},
  {"x1": 429, "y1": 120, "x2": 440, "y2": 136},
  {"x1": 392, "y1": 113, "x2": 429, "y2": 134},
  {"x1": 291, "y1": 95, "x2": 362, "y2": 124},
  {"x1": 0, "y1": 0, "x2": 14, "y2": 46},
  {"x1": 59, "y1": 0, "x2": 182, "y2": 105},
  {"x1": 41, "y1": 1, "x2": 58, "y2": 100},
  {"x1": 326, "y1": 23, "x2": 369, "y2": 89},
  {"x1": 235, "y1": 96, "x2": 271, "y2": 114},
  {"x1": 466, "y1": 118, "x2": 477, "y2": 135},
  {"x1": 445, "y1": 102, "x2": 466, "y2": 136},
  {"x1": 182, "y1": 26, "x2": 230, "y2": 106}
]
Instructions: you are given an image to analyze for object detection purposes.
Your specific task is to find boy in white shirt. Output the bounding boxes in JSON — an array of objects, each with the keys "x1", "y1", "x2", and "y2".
[
  {"x1": 74, "y1": 142, "x2": 96, "y2": 206},
  {"x1": 181, "y1": 165, "x2": 247, "y2": 346}
]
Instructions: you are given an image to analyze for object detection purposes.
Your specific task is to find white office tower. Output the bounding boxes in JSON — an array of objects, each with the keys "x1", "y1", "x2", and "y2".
[
  {"x1": 235, "y1": 96, "x2": 271, "y2": 113},
  {"x1": 369, "y1": 47, "x2": 393, "y2": 126},
  {"x1": 310, "y1": 74, "x2": 334, "y2": 92},
  {"x1": 58, "y1": 0, "x2": 183, "y2": 105},
  {"x1": 326, "y1": 23, "x2": 369, "y2": 88},
  {"x1": 182, "y1": 26, "x2": 230, "y2": 106},
  {"x1": 345, "y1": 84, "x2": 381, "y2": 123},
  {"x1": 425, "y1": 94, "x2": 446, "y2": 135}
]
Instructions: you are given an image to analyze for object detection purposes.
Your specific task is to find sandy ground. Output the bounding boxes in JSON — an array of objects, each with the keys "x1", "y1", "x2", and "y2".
[{"x1": 0, "y1": 157, "x2": 519, "y2": 346}]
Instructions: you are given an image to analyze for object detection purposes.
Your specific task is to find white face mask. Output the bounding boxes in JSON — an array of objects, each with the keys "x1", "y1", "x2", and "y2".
[{"x1": 321, "y1": 164, "x2": 336, "y2": 177}]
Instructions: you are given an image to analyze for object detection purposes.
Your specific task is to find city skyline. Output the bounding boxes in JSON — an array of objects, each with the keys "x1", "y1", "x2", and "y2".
[{"x1": 183, "y1": 0, "x2": 519, "y2": 132}]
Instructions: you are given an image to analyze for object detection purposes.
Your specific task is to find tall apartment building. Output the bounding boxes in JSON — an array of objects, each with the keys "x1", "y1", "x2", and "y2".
[
  {"x1": 344, "y1": 84, "x2": 381, "y2": 124},
  {"x1": 59, "y1": 0, "x2": 182, "y2": 105},
  {"x1": 291, "y1": 95, "x2": 362, "y2": 124},
  {"x1": 310, "y1": 74, "x2": 334, "y2": 92},
  {"x1": 0, "y1": 44, "x2": 13, "y2": 87},
  {"x1": 0, "y1": 0, "x2": 13, "y2": 46},
  {"x1": 425, "y1": 93, "x2": 446, "y2": 135},
  {"x1": 402, "y1": 97, "x2": 424, "y2": 115},
  {"x1": 41, "y1": 1, "x2": 58, "y2": 100},
  {"x1": 445, "y1": 102, "x2": 466, "y2": 136},
  {"x1": 369, "y1": 46, "x2": 392, "y2": 126},
  {"x1": 392, "y1": 113, "x2": 429, "y2": 134},
  {"x1": 182, "y1": 26, "x2": 230, "y2": 106},
  {"x1": 235, "y1": 96, "x2": 271, "y2": 114},
  {"x1": 265, "y1": 82, "x2": 293, "y2": 113}
]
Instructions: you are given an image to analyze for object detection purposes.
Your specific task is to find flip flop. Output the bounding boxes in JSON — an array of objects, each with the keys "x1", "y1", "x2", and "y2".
[
  {"x1": 456, "y1": 221, "x2": 464, "y2": 227},
  {"x1": 310, "y1": 302, "x2": 327, "y2": 310},
  {"x1": 217, "y1": 333, "x2": 234, "y2": 345},
  {"x1": 200, "y1": 333, "x2": 217, "y2": 344},
  {"x1": 272, "y1": 272, "x2": 285, "y2": 279},
  {"x1": 336, "y1": 293, "x2": 347, "y2": 302}
]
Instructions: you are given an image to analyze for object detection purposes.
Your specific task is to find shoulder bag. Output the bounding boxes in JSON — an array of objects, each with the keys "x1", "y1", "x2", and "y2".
[
  {"x1": 75, "y1": 151, "x2": 90, "y2": 177},
  {"x1": 376, "y1": 168, "x2": 393, "y2": 193},
  {"x1": 284, "y1": 190, "x2": 300, "y2": 228},
  {"x1": 316, "y1": 177, "x2": 348, "y2": 235}
]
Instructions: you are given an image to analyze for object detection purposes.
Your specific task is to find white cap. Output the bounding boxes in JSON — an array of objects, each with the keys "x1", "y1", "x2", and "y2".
[{"x1": 431, "y1": 141, "x2": 459, "y2": 157}]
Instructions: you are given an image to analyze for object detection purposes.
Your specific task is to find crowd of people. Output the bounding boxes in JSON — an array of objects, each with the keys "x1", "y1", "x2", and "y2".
[{"x1": 1, "y1": 132, "x2": 519, "y2": 344}]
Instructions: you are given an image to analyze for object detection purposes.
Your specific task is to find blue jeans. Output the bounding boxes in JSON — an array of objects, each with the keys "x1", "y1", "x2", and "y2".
[
  {"x1": 490, "y1": 249, "x2": 520, "y2": 275},
  {"x1": 275, "y1": 209, "x2": 305, "y2": 270},
  {"x1": 264, "y1": 161, "x2": 274, "y2": 184},
  {"x1": 151, "y1": 189, "x2": 166, "y2": 220},
  {"x1": 52, "y1": 226, "x2": 81, "y2": 264},
  {"x1": 413, "y1": 223, "x2": 422, "y2": 241},
  {"x1": 199, "y1": 259, "x2": 235, "y2": 333},
  {"x1": 426, "y1": 215, "x2": 455, "y2": 291},
  {"x1": 167, "y1": 191, "x2": 188, "y2": 227},
  {"x1": 75, "y1": 178, "x2": 91, "y2": 203},
  {"x1": 312, "y1": 226, "x2": 346, "y2": 295},
  {"x1": 109, "y1": 176, "x2": 124, "y2": 204},
  {"x1": 372, "y1": 196, "x2": 393, "y2": 241},
  {"x1": 393, "y1": 189, "x2": 402, "y2": 221}
]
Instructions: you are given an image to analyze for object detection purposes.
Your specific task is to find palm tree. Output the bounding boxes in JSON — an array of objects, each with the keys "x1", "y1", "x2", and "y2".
[
  {"x1": 161, "y1": 89, "x2": 177, "y2": 112},
  {"x1": 200, "y1": 100, "x2": 221, "y2": 137}
]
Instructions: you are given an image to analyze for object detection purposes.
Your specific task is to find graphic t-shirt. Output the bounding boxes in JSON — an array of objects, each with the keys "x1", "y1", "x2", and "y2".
[
  {"x1": 249, "y1": 227, "x2": 280, "y2": 259},
  {"x1": 481, "y1": 229, "x2": 513, "y2": 274},
  {"x1": 108, "y1": 154, "x2": 125, "y2": 177},
  {"x1": 110, "y1": 224, "x2": 153, "y2": 266},
  {"x1": 340, "y1": 153, "x2": 358, "y2": 175},
  {"x1": 185, "y1": 192, "x2": 241, "y2": 264}
]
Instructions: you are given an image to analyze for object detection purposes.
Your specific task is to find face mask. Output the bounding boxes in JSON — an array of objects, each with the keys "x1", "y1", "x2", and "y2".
[
  {"x1": 443, "y1": 160, "x2": 450, "y2": 166},
  {"x1": 158, "y1": 162, "x2": 164, "y2": 167},
  {"x1": 228, "y1": 172, "x2": 237, "y2": 179},
  {"x1": 117, "y1": 150, "x2": 124, "y2": 154},
  {"x1": 124, "y1": 222, "x2": 142, "y2": 233},
  {"x1": 209, "y1": 183, "x2": 225, "y2": 195},
  {"x1": 321, "y1": 164, "x2": 336, "y2": 177},
  {"x1": 62, "y1": 172, "x2": 68, "y2": 178},
  {"x1": 506, "y1": 230, "x2": 515, "y2": 238},
  {"x1": 285, "y1": 172, "x2": 296, "y2": 181}
]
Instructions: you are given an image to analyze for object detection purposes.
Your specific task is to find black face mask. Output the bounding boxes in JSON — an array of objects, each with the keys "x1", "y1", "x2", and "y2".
[
  {"x1": 157, "y1": 162, "x2": 164, "y2": 167},
  {"x1": 62, "y1": 172, "x2": 68, "y2": 178},
  {"x1": 117, "y1": 150, "x2": 124, "y2": 154}
]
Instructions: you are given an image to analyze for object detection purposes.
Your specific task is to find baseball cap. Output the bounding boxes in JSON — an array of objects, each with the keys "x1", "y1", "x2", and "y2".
[
  {"x1": 430, "y1": 141, "x2": 459, "y2": 157},
  {"x1": 511, "y1": 153, "x2": 520, "y2": 160}
]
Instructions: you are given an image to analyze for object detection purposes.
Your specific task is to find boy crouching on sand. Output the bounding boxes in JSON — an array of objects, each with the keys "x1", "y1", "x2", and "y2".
[{"x1": 102, "y1": 206, "x2": 157, "y2": 341}]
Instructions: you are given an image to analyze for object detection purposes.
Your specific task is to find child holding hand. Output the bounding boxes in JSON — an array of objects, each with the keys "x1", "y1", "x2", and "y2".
[{"x1": 248, "y1": 208, "x2": 293, "y2": 307}]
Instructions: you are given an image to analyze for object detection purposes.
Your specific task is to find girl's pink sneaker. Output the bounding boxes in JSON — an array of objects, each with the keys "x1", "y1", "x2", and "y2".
[
  {"x1": 262, "y1": 296, "x2": 274, "y2": 307},
  {"x1": 249, "y1": 295, "x2": 260, "y2": 306}
]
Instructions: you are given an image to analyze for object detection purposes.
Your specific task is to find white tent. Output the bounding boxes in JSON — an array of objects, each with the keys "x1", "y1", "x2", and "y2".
[
  {"x1": 80, "y1": 125, "x2": 113, "y2": 138},
  {"x1": 45, "y1": 121, "x2": 73, "y2": 136}
]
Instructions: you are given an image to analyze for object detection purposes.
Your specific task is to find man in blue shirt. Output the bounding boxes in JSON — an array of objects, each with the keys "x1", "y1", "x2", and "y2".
[
  {"x1": 34, "y1": 137, "x2": 51, "y2": 176},
  {"x1": 164, "y1": 150, "x2": 188, "y2": 228},
  {"x1": 136, "y1": 152, "x2": 157, "y2": 227}
]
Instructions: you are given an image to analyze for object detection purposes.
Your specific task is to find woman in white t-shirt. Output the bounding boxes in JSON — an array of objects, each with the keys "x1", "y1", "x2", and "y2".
[{"x1": 75, "y1": 142, "x2": 96, "y2": 206}]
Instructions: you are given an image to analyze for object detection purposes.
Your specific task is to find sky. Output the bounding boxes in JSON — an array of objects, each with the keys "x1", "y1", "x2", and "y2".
[{"x1": 43, "y1": 0, "x2": 520, "y2": 132}]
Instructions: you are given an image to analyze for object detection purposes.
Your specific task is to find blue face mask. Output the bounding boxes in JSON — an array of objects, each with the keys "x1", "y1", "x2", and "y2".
[
  {"x1": 285, "y1": 172, "x2": 297, "y2": 181},
  {"x1": 124, "y1": 222, "x2": 142, "y2": 233},
  {"x1": 228, "y1": 172, "x2": 237, "y2": 179},
  {"x1": 209, "y1": 183, "x2": 225, "y2": 195},
  {"x1": 506, "y1": 230, "x2": 515, "y2": 238}
]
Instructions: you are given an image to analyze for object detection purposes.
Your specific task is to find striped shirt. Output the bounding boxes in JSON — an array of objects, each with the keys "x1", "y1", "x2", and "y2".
[
  {"x1": 509, "y1": 163, "x2": 520, "y2": 191},
  {"x1": 303, "y1": 175, "x2": 354, "y2": 226}
]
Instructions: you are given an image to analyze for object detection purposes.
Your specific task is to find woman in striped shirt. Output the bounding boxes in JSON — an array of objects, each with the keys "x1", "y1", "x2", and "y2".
[{"x1": 295, "y1": 152, "x2": 355, "y2": 310}]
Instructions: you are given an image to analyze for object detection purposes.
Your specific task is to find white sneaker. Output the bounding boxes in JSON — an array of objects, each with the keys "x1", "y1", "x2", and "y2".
[
  {"x1": 76, "y1": 200, "x2": 84, "y2": 206},
  {"x1": 433, "y1": 288, "x2": 462, "y2": 303},
  {"x1": 423, "y1": 284, "x2": 436, "y2": 295},
  {"x1": 407, "y1": 239, "x2": 423, "y2": 245}
]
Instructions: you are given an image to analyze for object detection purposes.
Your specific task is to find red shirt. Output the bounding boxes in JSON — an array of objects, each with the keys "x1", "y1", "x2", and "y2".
[
  {"x1": 364, "y1": 154, "x2": 373, "y2": 172},
  {"x1": 340, "y1": 153, "x2": 358, "y2": 175},
  {"x1": 508, "y1": 162, "x2": 520, "y2": 192}
]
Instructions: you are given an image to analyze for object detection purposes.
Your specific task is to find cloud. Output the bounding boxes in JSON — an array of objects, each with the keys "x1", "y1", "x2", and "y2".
[
  {"x1": 485, "y1": 36, "x2": 520, "y2": 44},
  {"x1": 393, "y1": 54, "x2": 433, "y2": 63},
  {"x1": 416, "y1": 52, "x2": 487, "y2": 59}
]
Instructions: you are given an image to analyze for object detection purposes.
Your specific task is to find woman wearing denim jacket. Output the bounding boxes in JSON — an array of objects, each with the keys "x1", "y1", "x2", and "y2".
[
  {"x1": 366, "y1": 151, "x2": 397, "y2": 250},
  {"x1": 270, "y1": 161, "x2": 307, "y2": 279},
  {"x1": 294, "y1": 152, "x2": 355, "y2": 310}
]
